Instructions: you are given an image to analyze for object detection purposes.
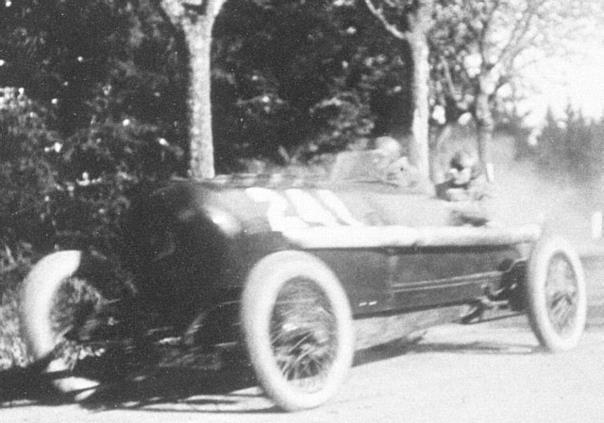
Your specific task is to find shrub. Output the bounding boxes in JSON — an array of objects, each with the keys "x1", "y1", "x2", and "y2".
[{"x1": 0, "y1": 285, "x2": 30, "y2": 369}]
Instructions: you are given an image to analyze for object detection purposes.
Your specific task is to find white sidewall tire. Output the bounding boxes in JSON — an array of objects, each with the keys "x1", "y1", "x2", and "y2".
[
  {"x1": 20, "y1": 251, "x2": 103, "y2": 397},
  {"x1": 241, "y1": 250, "x2": 354, "y2": 411},
  {"x1": 526, "y1": 236, "x2": 587, "y2": 352}
]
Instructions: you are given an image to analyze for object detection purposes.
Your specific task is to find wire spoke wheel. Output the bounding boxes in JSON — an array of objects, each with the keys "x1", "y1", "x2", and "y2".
[
  {"x1": 49, "y1": 276, "x2": 110, "y2": 377},
  {"x1": 20, "y1": 251, "x2": 125, "y2": 399},
  {"x1": 270, "y1": 278, "x2": 338, "y2": 393},
  {"x1": 544, "y1": 254, "x2": 579, "y2": 336},
  {"x1": 526, "y1": 236, "x2": 586, "y2": 352},
  {"x1": 241, "y1": 251, "x2": 354, "y2": 411}
]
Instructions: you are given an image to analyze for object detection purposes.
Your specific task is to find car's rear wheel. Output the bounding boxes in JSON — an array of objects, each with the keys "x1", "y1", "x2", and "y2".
[
  {"x1": 525, "y1": 236, "x2": 587, "y2": 351},
  {"x1": 20, "y1": 251, "x2": 122, "y2": 400},
  {"x1": 241, "y1": 250, "x2": 354, "y2": 411}
]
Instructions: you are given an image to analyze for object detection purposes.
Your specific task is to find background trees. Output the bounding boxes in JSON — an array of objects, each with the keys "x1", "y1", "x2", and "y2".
[
  {"x1": 430, "y1": 0, "x2": 559, "y2": 177},
  {"x1": 0, "y1": 0, "x2": 602, "y2": 262},
  {"x1": 429, "y1": 0, "x2": 596, "y2": 179},
  {"x1": 362, "y1": 0, "x2": 433, "y2": 181},
  {"x1": 0, "y1": 0, "x2": 187, "y2": 258},
  {"x1": 0, "y1": 0, "x2": 415, "y2": 256},
  {"x1": 533, "y1": 106, "x2": 604, "y2": 185},
  {"x1": 212, "y1": 0, "x2": 412, "y2": 167}
]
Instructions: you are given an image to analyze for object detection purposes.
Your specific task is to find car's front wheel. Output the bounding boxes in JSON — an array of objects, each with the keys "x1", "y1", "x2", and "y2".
[
  {"x1": 241, "y1": 250, "x2": 354, "y2": 411},
  {"x1": 525, "y1": 236, "x2": 587, "y2": 352},
  {"x1": 20, "y1": 251, "x2": 123, "y2": 400}
]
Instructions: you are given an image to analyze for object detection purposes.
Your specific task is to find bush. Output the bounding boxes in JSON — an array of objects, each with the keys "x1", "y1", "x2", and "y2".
[
  {"x1": 0, "y1": 285, "x2": 30, "y2": 369},
  {"x1": 0, "y1": 89, "x2": 59, "y2": 255}
]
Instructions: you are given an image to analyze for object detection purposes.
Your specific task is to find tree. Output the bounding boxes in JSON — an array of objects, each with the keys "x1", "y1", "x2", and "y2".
[
  {"x1": 0, "y1": 0, "x2": 422, "y2": 259},
  {"x1": 212, "y1": 0, "x2": 393, "y2": 168},
  {"x1": 0, "y1": 0, "x2": 189, "y2": 254},
  {"x1": 534, "y1": 105, "x2": 604, "y2": 184},
  {"x1": 430, "y1": 0, "x2": 598, "y2": 178},
  {"x1": 0, "y1": 89, "x2": 58, "y2": 255},
  {"x1": 362, "y1": 0, "x2": 433, "y2": 181},
  {"x1": 158, "y1": 0, "x2": 227, "y2": 178}
]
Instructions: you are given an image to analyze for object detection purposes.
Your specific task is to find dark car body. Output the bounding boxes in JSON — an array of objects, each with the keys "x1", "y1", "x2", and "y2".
[{"x1": 122, "y1": 168, "x2": 539, "y2": 335}]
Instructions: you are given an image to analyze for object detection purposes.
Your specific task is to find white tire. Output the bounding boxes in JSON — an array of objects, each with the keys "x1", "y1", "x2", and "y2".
[
  {"x1": 526, "y1": 236, "x2": 587, "y2": 352},
  {"x1": 20, "y1": 251, "x2": 110, "y2": 399},
  {"x1": 241, "y1": 250, "x2": 354, "y2": 411}
]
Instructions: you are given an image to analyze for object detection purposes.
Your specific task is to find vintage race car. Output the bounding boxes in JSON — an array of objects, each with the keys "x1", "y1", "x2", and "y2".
[{"x1": 20, "y1": 151, "x2": 587, "y2": 411}]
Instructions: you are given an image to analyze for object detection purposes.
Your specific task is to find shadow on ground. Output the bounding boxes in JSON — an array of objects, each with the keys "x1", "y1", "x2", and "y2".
[
  {"x1": 354, "y1": 332, "x2": 539, "y2": 368},
  {"x1": 0, "y1": 357, "x2": 67, "y2": 406},
  {"x1": 0, "y1": 327, "x2": 540, "y2": 414}
]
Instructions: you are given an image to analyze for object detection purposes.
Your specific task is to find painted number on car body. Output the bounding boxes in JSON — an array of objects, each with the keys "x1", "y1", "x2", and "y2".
[{"x1": 245, "y1": 187, "x2": 363, "y2": 231}]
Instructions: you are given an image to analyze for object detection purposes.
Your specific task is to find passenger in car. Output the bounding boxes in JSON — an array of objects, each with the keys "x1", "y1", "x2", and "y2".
[
  {"x1": 373, "y1": 136, "x2": 421, "y2": 189},
  {"x1": 435, "y1": 150, "x2": 492, "y2": 226}
]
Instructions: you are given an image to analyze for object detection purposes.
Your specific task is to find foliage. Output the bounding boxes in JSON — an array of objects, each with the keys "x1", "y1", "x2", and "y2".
[
  {"x1": 0, "y1": 286, "x2": 30, "y2": 369},
  {"x1": 0, "y1": 0, "x2": 187, "y2": 257},
  {"x1": 0, "y1": 0, "x2": 419, "y2": 259},
  {"x1": 0, "y1": 89, "x2": 58, "y2": 258},
  {"x1": 532, "y1": 106, "x2": 604, "y2": 184},
  {"x1": 429, "y1": 0, "x2": 592, "y2": 125},
  {"x1": 0, "y1": 0, "x2": 601, "y2": 262},
  {"x1": 213, "y1": 0, "x2": 412, "y2": 167}
]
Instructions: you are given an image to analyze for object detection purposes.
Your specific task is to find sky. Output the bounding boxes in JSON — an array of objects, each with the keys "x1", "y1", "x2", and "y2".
[{"x1": 521, "y1": 33, "x2": 604, "y2": 127}]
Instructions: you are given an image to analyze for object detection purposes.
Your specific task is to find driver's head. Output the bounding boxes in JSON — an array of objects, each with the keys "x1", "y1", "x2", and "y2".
[
  {"x1": 449, "y1": 151, "x2": 477, "y2": 186},
  {"x1": 374, "y1": 136, "x2": 402, "y2": 159}
]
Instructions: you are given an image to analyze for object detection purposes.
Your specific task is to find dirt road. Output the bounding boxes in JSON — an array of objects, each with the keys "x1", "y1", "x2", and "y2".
[
  {"x1": 4, "y1": 323, "x2": 604, "y2": 423},
  {"x1": 3, "y1": 257, "x2": 604, "y2": 423}
]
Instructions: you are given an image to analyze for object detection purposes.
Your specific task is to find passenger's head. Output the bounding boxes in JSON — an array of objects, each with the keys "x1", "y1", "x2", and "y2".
[
  {"x1": 449, "y1": 150, "x2": 478, "y2": 186},
  {"x1": 374, "y1": 136, "x2": 402, "y2": 159}
]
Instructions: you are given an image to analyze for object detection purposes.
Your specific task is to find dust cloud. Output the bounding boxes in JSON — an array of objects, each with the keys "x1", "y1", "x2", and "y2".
[{"x1": 487, "y1": 135, "x2": 603, "y2": 251}]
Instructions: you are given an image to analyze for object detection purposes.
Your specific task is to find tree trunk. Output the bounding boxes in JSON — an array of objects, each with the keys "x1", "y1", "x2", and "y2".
[
  {"x1": 408, "y1": 29, "x2": 430, "y2": 182},
  {"x1": 184, "y1": 17, "x2": 215, "y2": 179},
  {"x1": 430, "y1": 123, "x2": 452, "y2": 182},
  {"x1": 159, "y1": 0, "x2": 226, "y2": 179},
  {"x1": 475, "y1": 74, "x2": 495, "y2": 181},
  {"x1": 407, "y1": 0, "x2": 432, "y2": 183}
]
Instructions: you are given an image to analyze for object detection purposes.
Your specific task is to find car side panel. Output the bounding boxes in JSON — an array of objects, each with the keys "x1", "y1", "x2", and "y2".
[
  {"x1": 390, "y1": 245, "x2": 522, "y2": 310},
  {"x1": 311, "y1": 244, "x2": 522, "y2": 316},
  {"x1": 312, "y1": 249, "x2": 393, "y2": 316}
]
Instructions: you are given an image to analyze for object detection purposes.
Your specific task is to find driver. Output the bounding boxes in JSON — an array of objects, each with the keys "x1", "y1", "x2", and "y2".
[{"x1": 435, "y1": 150, "x2": 492, "y2": 226}]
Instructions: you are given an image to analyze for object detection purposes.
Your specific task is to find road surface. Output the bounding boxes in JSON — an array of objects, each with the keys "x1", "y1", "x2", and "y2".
[{"x1": 2, "y1": 256, "x2": 604, "y2": 422}]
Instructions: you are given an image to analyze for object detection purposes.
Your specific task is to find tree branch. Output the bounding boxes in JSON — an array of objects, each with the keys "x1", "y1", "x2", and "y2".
[
  {"x1": 478, "y1": 0, "x2": 503, "y2": 59},
  {"x1": 182, "y1": 1, "x2": 208, "y2": 15},
  {"x1": 362, "y1": 0, "x2": 409, "y2": 41},
  {"x1": 158, "y1": 0, "x2": 185, "y2": 24},
  {"x1": 440, "y1": 56, "x2": 461, "y2": 102},
  {"x1": 157, "y1": 0, "x2": 221, "y2": 25},
  {"x1": 493, "y1": 0, "x2": 546, "y2": 67}
]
